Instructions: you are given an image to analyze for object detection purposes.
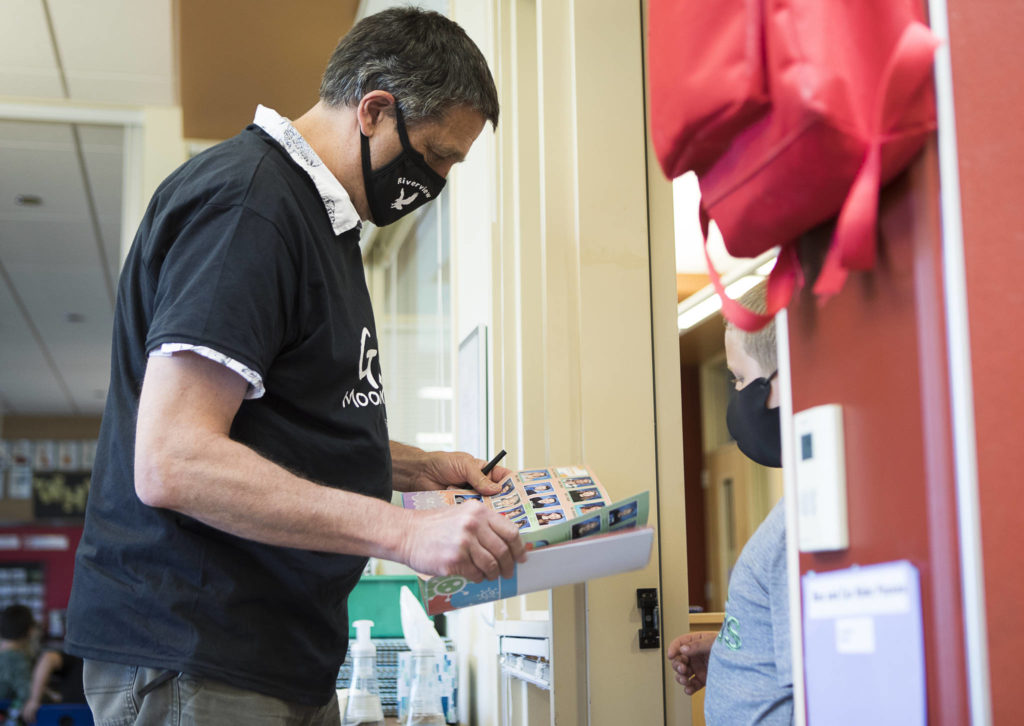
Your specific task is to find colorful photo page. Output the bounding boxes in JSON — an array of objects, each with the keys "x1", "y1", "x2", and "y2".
[{"x1": 396, "y1": 466, "x2": 648, "y2": 549}]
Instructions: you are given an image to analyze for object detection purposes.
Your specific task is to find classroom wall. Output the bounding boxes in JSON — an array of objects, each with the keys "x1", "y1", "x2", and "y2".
[
  {"x1": 946, "y1": 1, "x2": 1024, "y2": 722},
  {"x1": 786, "y1": 143, "x2": 969, "y2": 724},
  {"x1": 0, "y1": 416, "x2": 100, "y2": 523},
  {"x1": 789, "y1": 5, "x2": 1024, "y2": 721},
  {"x1": 0, "y1": 418, "x2": 94, "y2": 632}
]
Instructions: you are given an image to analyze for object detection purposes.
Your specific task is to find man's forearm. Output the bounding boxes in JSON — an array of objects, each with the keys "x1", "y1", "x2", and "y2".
[
  {"x1": 138, "y1": 430, "x2": 412, "y2": 563},
  {"x1": 132, "y1": 353, "x2": 515, "y2": 579},
  {"x1": 390, "y1": 440, "x2": 430, "y2": 492}
]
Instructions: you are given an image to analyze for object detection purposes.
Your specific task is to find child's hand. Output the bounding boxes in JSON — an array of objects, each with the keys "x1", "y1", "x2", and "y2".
[{"x1": 666, "y1": 631, "x2": 716, "y2": 695}]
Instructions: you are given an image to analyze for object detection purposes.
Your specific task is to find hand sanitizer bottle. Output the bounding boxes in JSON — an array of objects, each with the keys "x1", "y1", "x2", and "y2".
[
  {"x1": 342, "y1": 619, "x2": 385, "y2": 726},
  {"x1": 404, "y1": 649, "x2": 446, "y2": 726}
]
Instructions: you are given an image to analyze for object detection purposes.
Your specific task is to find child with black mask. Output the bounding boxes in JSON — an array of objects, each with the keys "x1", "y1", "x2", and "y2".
[{"x1": 667, "y1": 283, "x2": 794, "y2": 725}]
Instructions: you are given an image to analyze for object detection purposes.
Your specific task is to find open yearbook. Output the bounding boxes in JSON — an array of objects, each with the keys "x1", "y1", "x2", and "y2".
[{"x1": 392, "y1": 466, "x2": 653, "y2": 614}]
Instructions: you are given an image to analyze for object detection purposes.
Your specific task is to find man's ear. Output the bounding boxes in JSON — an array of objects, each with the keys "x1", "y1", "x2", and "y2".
[{"x1": 357, "y1": 91, "x2": 396, "y2": 137}]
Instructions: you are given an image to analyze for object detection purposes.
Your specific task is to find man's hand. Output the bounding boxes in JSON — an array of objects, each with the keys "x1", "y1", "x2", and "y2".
[
  {"x1": 421, "y1": 451, "x2": 513, "y2": 495},
  {"x1": 399, "y1": 501, "x2": 527, "y2": 581},
  {"x1": 667, "y1": 631, "x2": 716, "y2": 695},
  {"x1": 392, "y1": 444, "x2": 513, "y2": 495}
]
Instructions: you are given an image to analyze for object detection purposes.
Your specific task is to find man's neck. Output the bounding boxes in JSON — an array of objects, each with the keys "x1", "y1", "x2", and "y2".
[{"x1": 292, "y1": 102, "x2": 368, "y2": 221}]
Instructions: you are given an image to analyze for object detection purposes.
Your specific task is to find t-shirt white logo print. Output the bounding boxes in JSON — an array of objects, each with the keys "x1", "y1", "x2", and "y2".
[
  {"x1": 358, "y1": 327, "x2": 379, "y2": 389},
  {"x1": 343, "y1": 327, "x2": 385, "y2": 409},
  {"x1": 391, "y1": 188, "x2": 419, "y2": 211}
]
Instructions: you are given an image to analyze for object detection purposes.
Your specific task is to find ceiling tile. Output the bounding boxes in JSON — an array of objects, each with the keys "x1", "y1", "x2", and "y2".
[
  {"x1": 0, "y1": 119, "x2": 71, "y2": 145},
  {"x1": 63, "y1": 75, "x2": 176, "y2": 107},
  {"x1": 0, "y1": 73, "x2": 64, "y2": 100},
  {"x1": 0, "y1": 262, "x2": 67, "y2": 414},
  {"x1": 0, "y1": 117, "x2": 123, "y2": 415},
  {"x1": 51, "y1": 341, "x2": 111, "y2": 415},
  {"x1": 79, "y1": 123, "x2": 124, "y2": 290},
  {"x1": 0, "y1": 0, "x2": 64, "y2": 99},
  {"x1": 3, "y1": 260, "x2": 111, "y2": 321},
  {"x1": 0, "y1": 377, "x2": 72, "y2": 414},
  {"x1": 0, "y1": 123, "x2": 89, "y2": 221},
  {"x1": 0, "y1": 219, "x2": 105, "y2": 268},
  {"x1": 97, "y1": 213, "x2": 122, "y2": 288},
  {"x1": 79, "y1": 126, "x2": 123, "y2": 216},
  {"x1": 2, "y1": 261, "x2": 113, "y2": 408},
  {"x1": 48, "y1": 0, "x2": 176, "y2": 105},
  {"x1": 76, "y1": 123, "x2": 124, "y2": 149}
]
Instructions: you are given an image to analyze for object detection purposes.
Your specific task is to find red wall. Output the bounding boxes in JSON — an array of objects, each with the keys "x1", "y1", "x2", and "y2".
[
  {"x1": 0, "y1": 525, "x2": 83, "y2": 613},
  {"x1": 948, "y1": 2, "x2": 1024, "y2": 722},
  {"x1": 788, "y1": 145, "x2": 969, "y2": 723}
]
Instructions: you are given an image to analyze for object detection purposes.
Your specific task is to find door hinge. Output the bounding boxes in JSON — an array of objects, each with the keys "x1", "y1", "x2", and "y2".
[{"x1": 636, "y1": 588, "x2": 660, "y2": 649}]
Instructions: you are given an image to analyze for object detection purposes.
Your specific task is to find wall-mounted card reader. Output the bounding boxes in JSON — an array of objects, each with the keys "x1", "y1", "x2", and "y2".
[{"x1": 793, "y1": 404, "x2": 848, "y2": 552}]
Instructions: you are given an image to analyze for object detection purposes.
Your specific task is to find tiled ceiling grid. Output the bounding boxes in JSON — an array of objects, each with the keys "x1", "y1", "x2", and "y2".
[{"x1": 0, "y1": 0, "x2": 175, "y2": 415}]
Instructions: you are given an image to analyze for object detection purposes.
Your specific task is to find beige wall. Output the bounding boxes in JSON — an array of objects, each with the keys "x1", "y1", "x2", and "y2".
[
  {"x1": 1, "y1": 415, "x2": 101, "y2": 439},
  {"x1": 177, "y1": 0, "x2": 359, "y2": 140}
]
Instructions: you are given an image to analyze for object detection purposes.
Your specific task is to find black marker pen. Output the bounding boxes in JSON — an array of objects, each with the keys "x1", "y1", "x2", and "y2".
[{"x1": 481, "y1": 449, "x2": 507, "y2": 475}]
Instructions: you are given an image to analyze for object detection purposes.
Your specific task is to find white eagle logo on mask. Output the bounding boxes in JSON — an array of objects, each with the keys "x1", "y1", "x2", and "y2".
[{"x1": 390, "y1": 188, "x2": 419, "y2": 211}]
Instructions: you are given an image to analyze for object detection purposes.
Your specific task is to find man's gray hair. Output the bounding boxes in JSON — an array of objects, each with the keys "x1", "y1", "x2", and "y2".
[
  {"x1": 319, "y1": 7, "x2": 499, "y2": 128},
  {"x1": 727, "y1": 283, "x2": 777, "y2": 373}
]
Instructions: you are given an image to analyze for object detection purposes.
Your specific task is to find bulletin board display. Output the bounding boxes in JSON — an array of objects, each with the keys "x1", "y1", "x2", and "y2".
[
  {"x1": 0, "y1": 562, "x2": 46, "y2": 624},
  {"x1": 0, "y1": 439, "x2": 96, "y2": 521},
  {"x1": 0, "y1": 526, "x2": 84, "y2": 637}
]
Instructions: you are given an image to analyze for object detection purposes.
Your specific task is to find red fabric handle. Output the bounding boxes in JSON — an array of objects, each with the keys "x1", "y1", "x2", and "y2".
[
  {"x1": 700, "y1": 208, "x2": 802, "y2": 332},
  {"x1": 814, "y1": 21, "x2": 942, "y2": 300}
]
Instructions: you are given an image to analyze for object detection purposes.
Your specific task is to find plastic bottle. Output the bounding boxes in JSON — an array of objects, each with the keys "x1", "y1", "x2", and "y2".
[
  {"x1": 342, "y1": 619, "x2": 385, "y2": 726},
  {"x1": 404, "y1": 649, "x2": 446, "y2": 726}
]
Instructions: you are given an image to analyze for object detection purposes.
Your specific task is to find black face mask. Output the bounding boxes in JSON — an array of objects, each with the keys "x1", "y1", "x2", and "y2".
[
  {"x1": 360, "y1": 104, "x2": 447, "y2": 226},
  {"x1": 726, "y1": 373, "x2": 782, "y2": 468}
]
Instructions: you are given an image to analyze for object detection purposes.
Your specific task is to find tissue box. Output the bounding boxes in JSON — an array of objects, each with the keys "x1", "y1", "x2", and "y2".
[{"x1": 396, "y1": 651, "x2": 458, "y2": 724}]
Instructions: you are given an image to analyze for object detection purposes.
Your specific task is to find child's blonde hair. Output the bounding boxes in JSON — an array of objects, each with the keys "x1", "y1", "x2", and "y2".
[{"x1": 725, "y1": 283, "x2": 777, "y2": 373}]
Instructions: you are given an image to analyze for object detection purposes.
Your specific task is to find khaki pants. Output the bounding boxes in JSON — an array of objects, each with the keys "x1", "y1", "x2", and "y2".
[{"x1": 83, "y1": 660, "x2": 340, "y2": 726}]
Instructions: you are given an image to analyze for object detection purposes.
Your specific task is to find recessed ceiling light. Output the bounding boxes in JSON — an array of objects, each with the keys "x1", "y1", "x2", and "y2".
[
  {"x1": 65, "y1": 312, "x2": 85, "y2": 324},
  {"x1": 15, "y1": 194, "x2": 43, "y2": 207}
]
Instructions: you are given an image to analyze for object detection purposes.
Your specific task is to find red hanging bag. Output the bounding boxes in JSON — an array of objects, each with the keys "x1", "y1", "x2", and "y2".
[{"x1": 650, "y1": 0, "x2": 941, "y2": 331}]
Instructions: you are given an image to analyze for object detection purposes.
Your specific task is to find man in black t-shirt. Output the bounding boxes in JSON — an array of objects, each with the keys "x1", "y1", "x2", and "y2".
[{"x1": 65, "y1": 8, "x2": 524, "y2": 725}]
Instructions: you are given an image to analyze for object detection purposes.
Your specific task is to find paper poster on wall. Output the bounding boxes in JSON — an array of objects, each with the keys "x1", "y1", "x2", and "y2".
[
  {"x1": 57, "y1": 441, "x2": 81, "y2": 472},
  {"x1": 10, "y1": 440, "x2": 32, "y2": 468},
  {"x1": 32, "y1": 472, "x2": 90, "y2": 518},
  {"x1": 33, "y1": 440, "x2": 56, "y2": 470},
  {"x1": 802, "y1": 560, "x2": 926, "y2": 726},
  {"x1": 7, "y1": 466, "x2": 33, "y2": 500},
  {"x1": 81, "y1": 440, "x2": 98, "y2": 471}
]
